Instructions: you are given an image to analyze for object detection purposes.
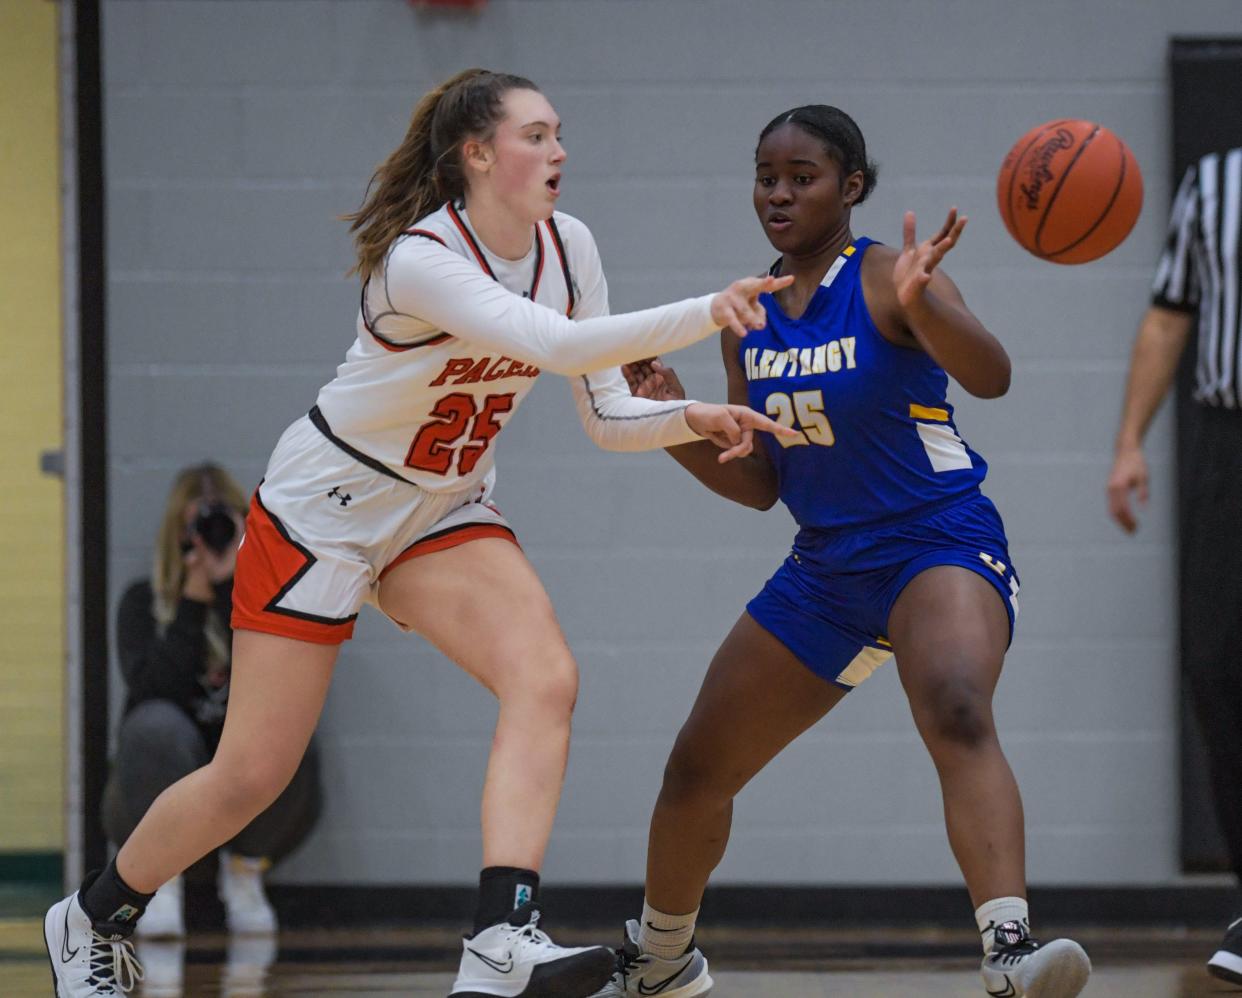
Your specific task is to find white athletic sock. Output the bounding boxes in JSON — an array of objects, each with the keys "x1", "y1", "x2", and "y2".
[
  {"x1": 975, "y1": 896, "x2": 1029, "y2": 954},
  {"x1": 637, "y1": 899, "x2": 699, "y2": 960}
]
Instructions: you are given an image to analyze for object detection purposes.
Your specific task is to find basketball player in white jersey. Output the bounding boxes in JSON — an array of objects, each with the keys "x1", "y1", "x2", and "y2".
[{"x1": 45, "y1": 69, "x2": 793, "y2": 998}]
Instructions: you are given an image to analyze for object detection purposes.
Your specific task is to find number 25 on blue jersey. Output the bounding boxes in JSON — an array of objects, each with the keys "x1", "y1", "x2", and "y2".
[{"x1": 765, "y1": 389, "x2": 835, "y2": 447}]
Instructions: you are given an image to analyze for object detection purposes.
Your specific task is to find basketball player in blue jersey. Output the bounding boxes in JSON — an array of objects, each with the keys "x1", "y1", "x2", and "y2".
[{"x1": 593, "y1": 106, "x2": 1091, "y2": 998}]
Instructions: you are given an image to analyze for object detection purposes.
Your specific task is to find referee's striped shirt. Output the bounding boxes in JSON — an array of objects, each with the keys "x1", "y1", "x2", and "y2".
[{"x1": 1152, "y1": 147, "x2": 1242, "y2": 407}]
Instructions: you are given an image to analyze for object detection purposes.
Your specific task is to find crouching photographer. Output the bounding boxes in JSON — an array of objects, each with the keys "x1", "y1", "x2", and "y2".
[{"x1": 102, "y1": 463, "x2": 322, "y2": 940}]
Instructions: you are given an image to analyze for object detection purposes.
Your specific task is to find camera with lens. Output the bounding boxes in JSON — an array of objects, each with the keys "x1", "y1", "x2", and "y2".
[{"x1": 189, "y1": 501, "x2": 237, "y2": 554}]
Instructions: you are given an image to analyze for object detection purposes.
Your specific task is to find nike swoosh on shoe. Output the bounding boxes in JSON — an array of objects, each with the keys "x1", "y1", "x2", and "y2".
[
  {"x1": 61, "y1": 905, "x2": 79, "y2": 963},
  {"x1": 986, "y1": 977, "x2": 1017, "y2": 998},
  {"x1": 467, "y1": 947, "x2": 514, "y2": 974},
  {"x1": 636, "y1": 957, "x2": 694, "y2": 995}
]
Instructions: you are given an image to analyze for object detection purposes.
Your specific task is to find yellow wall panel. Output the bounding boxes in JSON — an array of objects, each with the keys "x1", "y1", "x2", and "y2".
[{"x1": 0, "y1": 0, "x2": 65, "y2": 853}]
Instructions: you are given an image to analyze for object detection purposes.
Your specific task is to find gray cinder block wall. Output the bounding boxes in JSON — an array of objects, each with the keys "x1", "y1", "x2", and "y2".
[{"x1": 103, "y1": 0, "x2": 1239, "y2": 886}]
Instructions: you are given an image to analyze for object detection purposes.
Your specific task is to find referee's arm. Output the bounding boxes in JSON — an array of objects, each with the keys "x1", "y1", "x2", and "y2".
[
  {"x1": 1107, "y1": 306, "x2": 1193, "y2": 533},
  {"x1": 1108, "y1": 158, "x2": 1202, "y2": 533},
  {"x1": 1115, "y1": 306, "x2": 1195, "y2": 452}
]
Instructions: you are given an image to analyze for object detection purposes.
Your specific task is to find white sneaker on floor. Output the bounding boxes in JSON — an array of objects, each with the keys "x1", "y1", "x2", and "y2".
[
  {"x1": 589, "y1": 919, "x2": 712, "y2": 997},
  {"x1": 44, "y1": 891, "x2": 145, "y2": 996},
  {"x1": 134, "y1": 877, "x2": 184, "y2": 940},
  {"x1": 980, "y1": 920, "x2": 1090, "y2": 997},
  {"x1": 1208, "y1": 915, "x2": 1242, "y2": 985},
  {"x1": 134, "y1": 939, "x2": 184, "y2": 997},
  {"x1": 222, "y1": 933, "x2": 278, "y2": 997},
  {"x1": 218, "y1": 851, "x2": 277, "y2": 935},
  {"x1": 449, "y1": 905, "x2": 615, "y2": 998}
]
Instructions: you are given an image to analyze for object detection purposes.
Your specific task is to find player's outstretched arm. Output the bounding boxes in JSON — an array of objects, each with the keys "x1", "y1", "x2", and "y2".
[
  {"x1": 623, "y1": 333, "x2": 785, "y2": 509},
  {"x1": 569, "y1": 364, "x2": 702, "y2": 452},
  {"x1": 885, "y1": 209, "x2": 1012, "y2": 399},
  {"x1": 385, "y1": 237, "x2": 792, "y2": 376}
]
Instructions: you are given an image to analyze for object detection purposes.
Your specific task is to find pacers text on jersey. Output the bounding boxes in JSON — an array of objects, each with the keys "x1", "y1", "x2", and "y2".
[{"x1": 429, "y1": 355, "x2": 542, "y2": 387}]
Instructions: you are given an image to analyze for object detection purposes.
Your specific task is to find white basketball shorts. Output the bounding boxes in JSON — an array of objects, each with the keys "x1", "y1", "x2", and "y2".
[{"x1": 231, "y1": 411, "x2": 517, "y2": 645}]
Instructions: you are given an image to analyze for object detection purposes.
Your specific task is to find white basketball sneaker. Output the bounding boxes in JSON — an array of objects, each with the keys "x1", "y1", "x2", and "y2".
[
  {"x1": 44, "y1": 892, "x2": 144, "y2": 996},
  {"x1": 218, "y1": 851, "x2": 277, "y2": 935},
  {"x1": 133, "y1": 876, "x2": 184, "y2": 940},
  {"x1": 590, "y1": 919, "x2": 712, "y2": 997},
  {"x1": 1208, "y1": 915, "x2": 1242, "y2": 985},
  {"x1": 980, "y1": 920, "x2": 1091, "y2": 997},
  {"x1": 449, "y1": 904, "x2": 615, "y2": 998}
]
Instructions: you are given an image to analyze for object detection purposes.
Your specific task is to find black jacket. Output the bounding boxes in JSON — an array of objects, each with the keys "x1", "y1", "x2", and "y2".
[{"x1": 115, "y1": 578, "x2": 233, "y2": 747}]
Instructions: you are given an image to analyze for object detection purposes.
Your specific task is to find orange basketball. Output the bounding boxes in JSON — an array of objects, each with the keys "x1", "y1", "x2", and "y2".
[{"x1": 997, "y1": 119, "x2": 1143, "y2": 264}]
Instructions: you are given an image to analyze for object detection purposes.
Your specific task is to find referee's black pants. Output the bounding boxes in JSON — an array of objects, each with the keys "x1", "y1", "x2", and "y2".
[{"x1": 1181, "y1": 402, "x2": 1242, "y2": 886}]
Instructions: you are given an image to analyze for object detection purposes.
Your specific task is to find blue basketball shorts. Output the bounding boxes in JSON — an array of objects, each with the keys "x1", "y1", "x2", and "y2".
[{"x1": 746, "y1": 491, "x2": 1020, "y2": 691}]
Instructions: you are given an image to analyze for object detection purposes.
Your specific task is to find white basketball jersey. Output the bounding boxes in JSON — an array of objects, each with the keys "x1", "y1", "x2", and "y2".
[{"x1": 314, "y1": 202, "x2": 706, "y2": 492}]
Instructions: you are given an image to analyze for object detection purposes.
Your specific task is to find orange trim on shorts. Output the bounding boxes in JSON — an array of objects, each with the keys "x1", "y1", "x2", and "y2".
[
  {"x1": 379, "y1": 523, "x2": 520, "y2": 581},
  {"x1": 231, "y1": 488, "x2": 358, "y2": 646}
]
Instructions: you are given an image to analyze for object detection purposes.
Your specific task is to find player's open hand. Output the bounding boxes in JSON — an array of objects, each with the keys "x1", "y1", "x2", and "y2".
[
  {"x1": 893, "y1": 208, "x2": 967, "y2": 309},
  {"x1": 622, "y1": 358, "x2": 686, "y2": 401},
  {"x1": 1106, "y1": 445, "x2": 1149, "y2": 534},
  {"x1": 685, "y1": 402, "x2": 798, "y2": 463},
  {"x1": 711, "y1": 274, "x2": 793, "y2": 338}
]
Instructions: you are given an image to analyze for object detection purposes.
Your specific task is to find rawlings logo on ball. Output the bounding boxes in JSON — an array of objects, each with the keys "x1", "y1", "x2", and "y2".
[{"x1": 1019, "y1": 128, "x2": 1076, "y2": 211}]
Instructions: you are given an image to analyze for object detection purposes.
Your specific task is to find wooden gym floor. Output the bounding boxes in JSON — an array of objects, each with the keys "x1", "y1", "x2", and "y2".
[{"x1": 1, "y1": 917, "x2": 1235, "y2": 997}]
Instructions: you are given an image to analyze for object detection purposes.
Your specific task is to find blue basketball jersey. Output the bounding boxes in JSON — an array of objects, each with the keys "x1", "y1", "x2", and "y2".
[{"x1": 743, "y1": 237, "x2": 988, "y2": 529}]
